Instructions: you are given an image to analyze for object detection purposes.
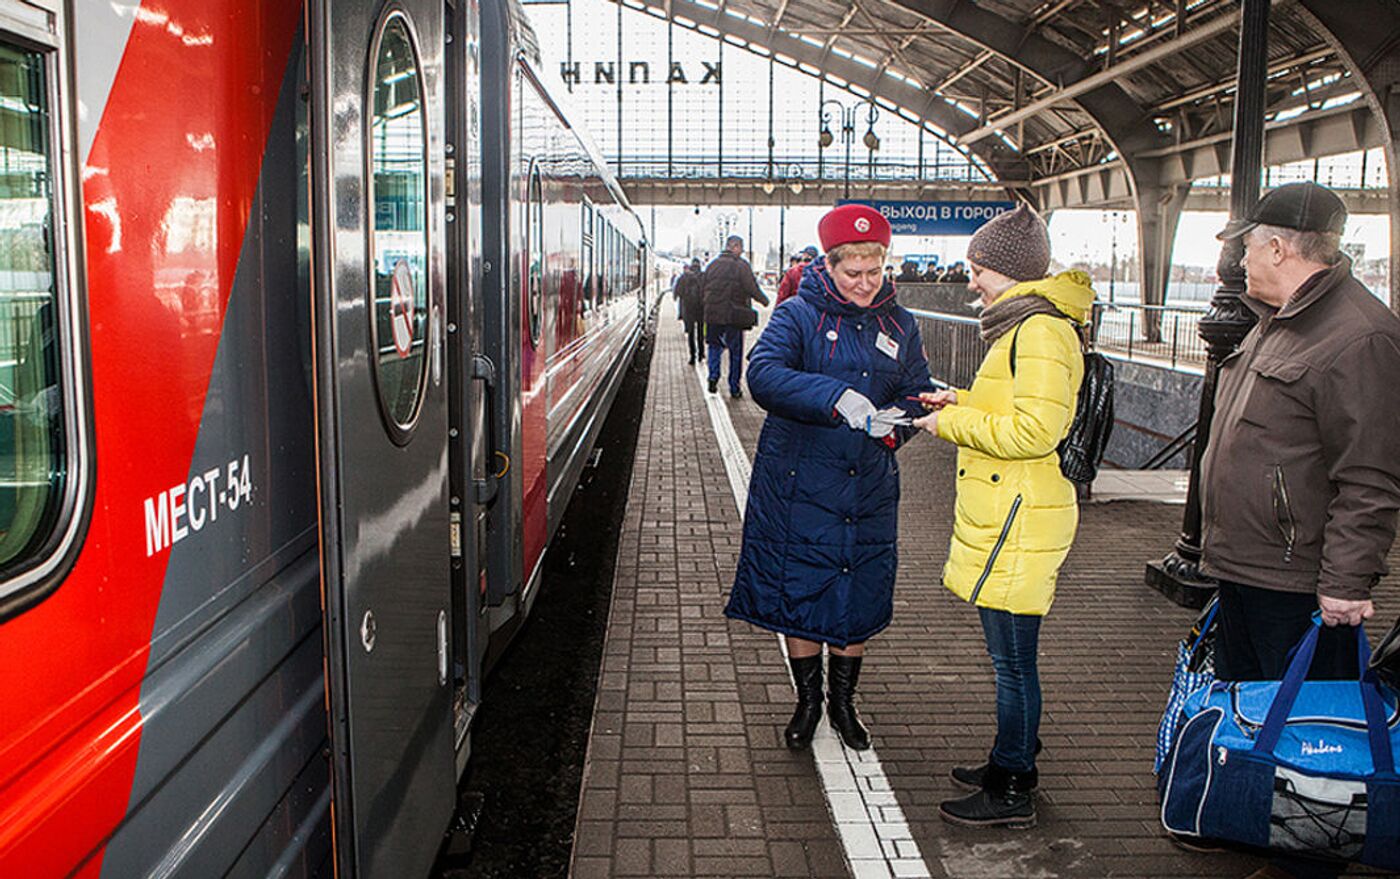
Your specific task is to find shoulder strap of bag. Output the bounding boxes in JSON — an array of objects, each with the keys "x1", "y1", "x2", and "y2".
[{"x1": 1008, "y1": 313, "x2": 1087, "y2": 378}]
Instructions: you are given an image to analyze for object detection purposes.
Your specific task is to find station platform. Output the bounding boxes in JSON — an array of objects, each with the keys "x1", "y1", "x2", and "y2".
[{"x1": 568, "y1": 313, "x2": 1398, "y2": 879}]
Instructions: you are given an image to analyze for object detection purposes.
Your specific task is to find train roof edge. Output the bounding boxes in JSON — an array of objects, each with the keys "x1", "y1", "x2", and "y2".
[{"x1": 504, "y1": 0, "x2": 648, "y2": 246}]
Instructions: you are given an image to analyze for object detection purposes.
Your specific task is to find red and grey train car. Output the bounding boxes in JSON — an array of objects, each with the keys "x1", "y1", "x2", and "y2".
[{"x1": 0, "y1": 0, "x2": 655, "y2": 876}]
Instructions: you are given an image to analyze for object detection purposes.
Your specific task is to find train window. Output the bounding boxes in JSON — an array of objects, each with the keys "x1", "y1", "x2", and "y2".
[
  {"x1": 367, "y1": 13, "x2": 429, "y2": 438},
  {"x1": 0, "y1": 1, "x2": 92, "y2": 618},
  {"x1": 526, "y1": 161, "x2": 543, "y2": 347},
  {"x1": 599, "y1": 223, "x2": 608, "y2": 305},
  {"x1": 580, "y1": 200, "x2": 593, "y2": 312}
]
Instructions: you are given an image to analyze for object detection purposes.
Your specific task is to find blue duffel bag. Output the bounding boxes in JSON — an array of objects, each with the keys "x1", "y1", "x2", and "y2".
[{"x1": 1158, "y1": 616, "x2": 1400, "y2": 870}]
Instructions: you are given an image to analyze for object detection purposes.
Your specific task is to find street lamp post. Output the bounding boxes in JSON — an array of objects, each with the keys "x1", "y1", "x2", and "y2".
[
  {"x1": 1145, "y1": 0, "x2": 1270, "y2": 608},
  {"x1": 819, "y1": 98, "x2": 880, "y2": 200},
  {"x1": 1109, "y1": 210, "x2": 1119, "y2": 304}
]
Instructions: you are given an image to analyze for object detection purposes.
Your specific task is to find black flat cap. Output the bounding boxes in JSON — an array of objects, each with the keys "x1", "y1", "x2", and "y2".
[{"x1": 1217, "y1": 181, "x2": 1347, "y2": 241}]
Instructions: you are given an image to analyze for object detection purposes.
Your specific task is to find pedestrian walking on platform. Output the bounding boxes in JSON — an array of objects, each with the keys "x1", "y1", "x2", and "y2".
[
  {"x1": 725, "y1": 204, "x2": 935, "y2": 752},
  {"x1": 1196, "y1": 182, "x2": 1400, "y2": 879},
  {"x1": 702, "y1": 235, "x2": 770, "y2": 398},
  {"x1": 675, "y1": 258, "x2": 705, "y2": 364},
  {"x1": 912, "y1": 203, "x2": 1092, "y2": 829},
  {"x1": 776, "y1": 245, "x2": 818, "y2": 306}
]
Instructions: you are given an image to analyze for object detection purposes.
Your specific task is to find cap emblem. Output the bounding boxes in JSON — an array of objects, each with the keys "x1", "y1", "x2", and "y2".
[{"x1": 853, "y1": 217, "x2": 871, "y2": 233}]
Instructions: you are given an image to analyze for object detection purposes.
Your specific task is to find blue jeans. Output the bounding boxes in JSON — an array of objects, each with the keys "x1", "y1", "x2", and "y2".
[
  {"x1": 706, "y1": 324, "x2": 744, "y2": 393},
  {"x1": 979, "y1": 607, "x2": 1042, "y2": 773}
]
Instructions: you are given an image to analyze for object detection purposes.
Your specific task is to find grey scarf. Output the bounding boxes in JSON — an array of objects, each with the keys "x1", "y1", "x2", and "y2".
[{"x1": 979, "y1": 293, "x2": 1064, "y2": 344}]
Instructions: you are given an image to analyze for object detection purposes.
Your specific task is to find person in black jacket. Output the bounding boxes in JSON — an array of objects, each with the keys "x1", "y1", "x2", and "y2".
[
  {"x1": 674, "y1": 258, "x2": 705, "y2": 364},
  {"x1": 702, "y1": 235, "x2": 769, "y2": 398}
]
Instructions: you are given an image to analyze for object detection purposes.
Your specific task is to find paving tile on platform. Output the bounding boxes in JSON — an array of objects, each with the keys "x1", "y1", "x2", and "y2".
[{"x1": 570, "y1": 312, "x2": 1400, "y2": 879}]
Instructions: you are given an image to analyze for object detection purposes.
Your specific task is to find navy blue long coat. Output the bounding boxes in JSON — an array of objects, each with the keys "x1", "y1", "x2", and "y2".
[{"x1": 724, "y1": 260, "x2": 935, "y2": 646}]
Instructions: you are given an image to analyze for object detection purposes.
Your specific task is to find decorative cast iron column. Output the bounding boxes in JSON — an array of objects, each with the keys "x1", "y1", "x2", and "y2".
[{"x1": 1145, "y1": 0, "x2": 1269, "y2": 608}]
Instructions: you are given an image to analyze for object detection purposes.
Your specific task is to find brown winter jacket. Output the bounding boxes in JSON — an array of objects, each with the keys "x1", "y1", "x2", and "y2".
[
  {"x1": 1200, "y1": 258, "x2": 1400, "y2": 601},
  {"x1": 702, "y1": 251, "x2": 769, "y2": 327}
]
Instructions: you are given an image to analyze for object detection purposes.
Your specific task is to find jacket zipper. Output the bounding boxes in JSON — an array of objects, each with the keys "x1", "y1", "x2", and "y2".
[
  {"x1": 1272, "y1": 465, "x2": 1296, "y2": 564},
  {"x1": 970, "y1": 494, "x2": 1022, "y2": 604}
]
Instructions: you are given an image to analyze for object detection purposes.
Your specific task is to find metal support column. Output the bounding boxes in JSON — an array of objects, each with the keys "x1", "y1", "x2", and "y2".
[
  {"x1": 666, "y1": 18, "x2": 673, "y2": 179},
  {"x1": 1145, "y1": 0, "x2": 1269, "y2": 608},
  {"x1": 716, "y1": 38, "x2": 724, "y2": 178},
  {"x1": 621, "y1": 0, "x2": 627, "y2": 174},
  {"x1": 779, "y1": 199, "x2": 786, "y2": 268},
  {"x1": 747, "y1": 206, "x2": 754, "y2": 266},
  {"x1": 766, "y1": 57, "x2": 774, "y2": 182}
]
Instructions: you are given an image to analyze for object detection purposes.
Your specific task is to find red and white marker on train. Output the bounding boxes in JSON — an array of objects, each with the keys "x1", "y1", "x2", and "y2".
[{"x1": 391, "y1": 259, "x2": 415, "y2": 358}]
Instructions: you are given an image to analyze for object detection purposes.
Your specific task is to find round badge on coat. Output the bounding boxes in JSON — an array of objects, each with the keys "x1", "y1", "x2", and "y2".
[
  {"x1": 826, "y1": 329, "x2": 839, "y2": 341},
  {"x1": 854, "y1": 217, "x2": 871, "y2": 233}
]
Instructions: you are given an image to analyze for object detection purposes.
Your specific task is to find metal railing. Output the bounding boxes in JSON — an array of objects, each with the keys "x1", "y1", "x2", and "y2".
[
  {"x1": 613, "y1": 155, "x2": 990, "y2": 184},
  {"x1": 907, "y1": 304, "x2": 1207, "y2": 472},
  {"x1": 1140, "y1": 421, "x2": 1198, "y2": 470},
  {"x1": 906, "y1": 301, "x2": 1210, "y2": 377},
  {"x1": 905, "y1": 310, "x2": 983, "y2": 390},
  {"x1": 1092, "y1": 303, "x2": 1208, "y2": 370}
]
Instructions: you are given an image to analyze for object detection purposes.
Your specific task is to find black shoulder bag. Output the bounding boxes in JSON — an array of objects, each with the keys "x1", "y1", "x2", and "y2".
[{"x1": 1010, "y1": 316, "x2": 1115, "y2": 485}]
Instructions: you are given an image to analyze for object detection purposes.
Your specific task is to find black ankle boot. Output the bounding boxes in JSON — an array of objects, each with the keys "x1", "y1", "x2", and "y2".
[
  {"x1": 826, "y1": 655, "x2": 870, "y2": 750},
  {"x1": 784, "y1": 655, "x2": 823, "y2": 750},
  {"x1": 950, "y1": 739, "x2": 1042, "y2": 790},
  {"x1": 939, "y1": 763, "x2": 1037, "y2": 829}
]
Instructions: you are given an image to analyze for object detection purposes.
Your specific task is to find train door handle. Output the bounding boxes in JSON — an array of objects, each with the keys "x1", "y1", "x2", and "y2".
[
  {"x1": 431, "y1": 303, "x2": 443, "y2": 387},
  {"x1": 471, "y1": 354, "x2": 503, "y2": 504}
]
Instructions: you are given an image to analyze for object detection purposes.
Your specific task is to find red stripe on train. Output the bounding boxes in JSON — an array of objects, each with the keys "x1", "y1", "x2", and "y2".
[{"x1": 0, "y1": 3, "x2": 301, "y2": 875}]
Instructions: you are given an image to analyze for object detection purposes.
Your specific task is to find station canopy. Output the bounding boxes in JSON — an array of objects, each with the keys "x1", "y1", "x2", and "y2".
[{"x1": 620, "y1": 0, "x2": 1384, "y2": 207}]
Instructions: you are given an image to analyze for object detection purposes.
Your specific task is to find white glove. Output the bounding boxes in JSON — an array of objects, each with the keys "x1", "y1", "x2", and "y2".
[
  {"x1": 868, "y1": 407, "x2": 912, "y2": 438},
  {"x1": 835, "y1": 389, "x2": 877, "y2": 433}
]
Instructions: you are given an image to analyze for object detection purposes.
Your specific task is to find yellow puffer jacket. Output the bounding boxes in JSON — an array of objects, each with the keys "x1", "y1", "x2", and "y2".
[{"x1": 935, "y1": 271, "x2": 1095, "y2": 615}]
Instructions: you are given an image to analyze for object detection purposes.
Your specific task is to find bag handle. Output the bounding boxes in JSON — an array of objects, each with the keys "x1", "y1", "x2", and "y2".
[
  {"x1": 1253, "y1": 614, "x2": 1395, "y2": 775},
  {"x1": 1187, "y1": 600, "x2": 1219, "y2": 657}
]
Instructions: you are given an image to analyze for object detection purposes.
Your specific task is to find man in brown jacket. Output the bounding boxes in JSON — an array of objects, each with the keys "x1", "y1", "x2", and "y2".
[{"x1": 1200, "y1": 181, "x2": 1400, "y2": 878}]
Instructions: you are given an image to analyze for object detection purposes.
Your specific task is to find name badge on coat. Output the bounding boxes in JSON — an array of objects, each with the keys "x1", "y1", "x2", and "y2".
[{"x1": 875, "y1": 331, "x2": 899, "y2": 361}]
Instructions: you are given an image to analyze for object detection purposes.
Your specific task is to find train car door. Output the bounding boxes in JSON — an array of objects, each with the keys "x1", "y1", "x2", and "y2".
[{"x1": 307, "y1": 2, "x2": 454, "y2": 876}]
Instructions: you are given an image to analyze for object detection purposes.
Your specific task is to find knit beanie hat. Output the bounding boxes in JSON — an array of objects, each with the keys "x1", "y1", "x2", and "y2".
[{"x1": 966, "y1": 204, "x2": 1050, "y2": 282}]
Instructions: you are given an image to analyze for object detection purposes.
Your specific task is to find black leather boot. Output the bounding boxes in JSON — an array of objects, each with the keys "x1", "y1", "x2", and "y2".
[
  {"x1": 826, "y1": 654, "x2": 870, "y2": 750},
  {"x1": 784, "y1": 655, "x2": 823, "y2": 750},
  {"x1": 950, "y1": 739, "x2": 1042, "y2": 790},
  {"x1": 939, "y1": 763, "x2": 1037, "y2": 829}
]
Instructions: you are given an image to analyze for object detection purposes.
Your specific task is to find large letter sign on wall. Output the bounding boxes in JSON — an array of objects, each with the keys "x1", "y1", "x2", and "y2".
[{"x1": 838, "y1": 200, "x2": 1017, "y2": 236}]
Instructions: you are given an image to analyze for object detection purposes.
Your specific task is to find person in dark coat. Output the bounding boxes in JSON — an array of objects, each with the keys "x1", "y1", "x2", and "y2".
[
  {"x1": 724, "y1": 204, "x2": 935, "y2": 752},
  {"x1": 674, "y1": 258, "x2": 706, "y2": 364},
  {"x1": 702, "y1": 235, "x2": 770, "y2": 398}
]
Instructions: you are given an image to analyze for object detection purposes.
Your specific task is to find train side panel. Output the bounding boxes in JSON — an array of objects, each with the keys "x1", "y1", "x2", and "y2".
[
  {"x1": 0, "y1": 1, "x2": 652, "y2": 874},
  {"x1": 511, "y1": 60, "x2": 646, "y2": 601},
  {"x1": 0, "y1": 3, "x2": 327, "y2": 875}
]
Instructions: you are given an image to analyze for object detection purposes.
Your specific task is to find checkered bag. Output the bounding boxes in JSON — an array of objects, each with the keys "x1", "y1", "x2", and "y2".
[{"x1": 1154, "y1": 597, "x2": 1218, "y2": 775}]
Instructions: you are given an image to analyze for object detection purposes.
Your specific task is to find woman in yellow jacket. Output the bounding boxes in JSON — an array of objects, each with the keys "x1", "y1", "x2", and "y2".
[{"x1": 913, "y1": 204, "x2": 1093, "y2": 830}]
